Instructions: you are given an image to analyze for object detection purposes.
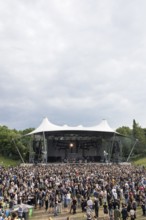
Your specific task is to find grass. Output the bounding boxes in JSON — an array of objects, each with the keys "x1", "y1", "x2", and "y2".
[
  {"x1": 132, "y1": 157, "x2": 146, "y2": 166},
  {"x1": 31, "y1": 203, "x2": 145, "y2": 220},
  {"x1": 0, "y1": 155, "x2": 21, "y2": 167}
]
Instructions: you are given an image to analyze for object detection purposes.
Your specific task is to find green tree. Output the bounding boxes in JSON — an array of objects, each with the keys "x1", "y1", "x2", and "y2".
[
  {"x1": 116, "y1": 126, "x2": 132, "y2": 160},
  {"x1": 132, "y1": 119, "x2": 146, "y2": 155},
  {"x1": 0, "y1": 126, "x2": 32, "y2": 162},
  {"x1": 116, "y1": 126, "x2": 132, "y2": 137}
]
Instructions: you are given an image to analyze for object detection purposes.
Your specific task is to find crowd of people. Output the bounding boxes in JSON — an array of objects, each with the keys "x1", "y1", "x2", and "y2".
[{"x1": 0, "y1": 163, "x2": 145, "y2": 219}]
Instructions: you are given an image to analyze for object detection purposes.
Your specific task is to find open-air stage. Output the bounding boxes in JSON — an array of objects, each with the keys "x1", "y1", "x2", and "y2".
[{"x1": 25, "y1": 117, "x2": 127, "y2": 164}]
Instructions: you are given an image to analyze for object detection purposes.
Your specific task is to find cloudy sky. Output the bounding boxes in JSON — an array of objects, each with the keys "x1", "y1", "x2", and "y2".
[{"x1": 0, "y1": 0, "x2": 146, "y2": 130}]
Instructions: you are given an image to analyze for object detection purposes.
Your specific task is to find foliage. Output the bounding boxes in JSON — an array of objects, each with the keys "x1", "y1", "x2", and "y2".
[
  {"x1": 120, "y1": 137, "x2": 133, "y2": 160},
  {"x1": 116, "y1": 126, "x2": 132, "y2": 137},
  {"x1": 116, "y1": 121, "x2": 146, "y2": 159},
  {"x1": 0, "y1": 125, "x2": 33, "y2": 162},
  {"x1": 116, "y1": 126, "x2": 132, "y2": 159},
  {"x1": 132, "y1": 119, "x2": 146, "y2": 155}
]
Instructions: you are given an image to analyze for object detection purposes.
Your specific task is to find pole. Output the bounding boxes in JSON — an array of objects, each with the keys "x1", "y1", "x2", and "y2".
[
  {"x1": 12, "y1": 139, "x2": 25, "y2": 163},
  {"x1": 43, "y1": 132, "x2": 47, "y2": 163},
  {"x1": 109, "y1": 133, "x2": 116, "y2": 162},
  {"x1": 127, "y1": 139, "x2": 138, "y2": 162},
  {"x1": 29, "y1": 136, "x2": 34, "y2": 163}
]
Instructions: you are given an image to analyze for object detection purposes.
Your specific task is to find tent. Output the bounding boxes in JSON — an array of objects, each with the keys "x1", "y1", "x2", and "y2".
[
  {"x1": 28, "y1": 117, "x2": 117, "y2": 134},
  {"x1": 27, "y1": 117, "x2": 121, "y2": 163}
]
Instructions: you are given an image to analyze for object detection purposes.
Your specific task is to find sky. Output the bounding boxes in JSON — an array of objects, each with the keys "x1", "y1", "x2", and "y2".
[{"x1": 0, "y1": 0, "x2": 146, "y2": 130}]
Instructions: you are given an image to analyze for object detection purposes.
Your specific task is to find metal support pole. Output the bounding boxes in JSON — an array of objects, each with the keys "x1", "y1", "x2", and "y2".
[
  {"x1": 109, "y1": 133, "x2": 116, "y2": 162},
  {"x1": 127, "y1": 139, "x2": 138, "y2": 162},
  {"x1": 43, "y1": 132, "x2": 47, "y2": 163},
  {"x1": 29, "y1": 136, "x2": 34, "y2": 163},
  {"x1": 12, "y1": 139, "x2": 25, "y2": 163},
  {"x1": 29, "y1": 139, "x2": 31, "y2": 163}
]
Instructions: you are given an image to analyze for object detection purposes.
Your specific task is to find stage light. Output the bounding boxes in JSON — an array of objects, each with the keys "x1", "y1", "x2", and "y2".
[{"x1": 69, "y1": 143, "x2": 74, "y2": 148}]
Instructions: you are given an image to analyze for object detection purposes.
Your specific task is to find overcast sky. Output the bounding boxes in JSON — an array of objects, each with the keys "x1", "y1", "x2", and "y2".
[{"x1": 0, "y1": 0, "x2": 146, "y2": 130}]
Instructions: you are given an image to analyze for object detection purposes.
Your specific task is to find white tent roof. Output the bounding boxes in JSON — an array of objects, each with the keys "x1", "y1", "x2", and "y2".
[{"x1": 28, "y1": 117, "x2": 116, "y2": 135}]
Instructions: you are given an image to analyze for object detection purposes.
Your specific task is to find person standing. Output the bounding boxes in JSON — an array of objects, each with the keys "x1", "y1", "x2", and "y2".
[
  {"x1": 86, "y1": 206, "x2": 93, "y2": 220},
  {"x1": 18, "y1": 206, "x2": 23, "y2": 220},
  {"x1": 141, "y1": 200, "x2": 145, "y2": 216},
  {"x1": 23, "y1": 207, "x2": 29, "y2": 220},
  {"x1": 108, "y1": 199, "x2": 114, "y2": 217},
  {"x1": 121, "y1": 204, "x2": 128, "y2": 220},
  {"x1": 54, "y1": 195, "x2": 59, "y2": 216},
  {"x1": 66, "y1": 191, "x2": 71, "y2": 212},
  {"x1": 129, "y1": 207, "x2": 136, "y2": 220},
  {"x1": 45, "y1": 192, "x2": 49, "y2": 212},
  {"x1": 94, "y1": 197, "x2": 99, "y2": 218},
  {"x1": 114, "y1": 206, "x2": 121, "y2": 220},
  {"x1": 70, "y1": 196, "x2": 77, "y2": 214},
  {"x1": 132, "y1": 200, "x2": 137, "y2": 218},
  {"x1": 87, "y1": 197, "x2": 93, "y2": 209},
  {"x1": 103, "y1": 202, "x2": 108, "y2": 219}
]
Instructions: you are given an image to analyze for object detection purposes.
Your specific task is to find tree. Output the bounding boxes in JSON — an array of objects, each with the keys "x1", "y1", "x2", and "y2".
[
  {"x1": 132, "y1": 119, "x2": 146, "y2": 155},
  {"x1": 0, "y1": 126, "x2": 32, "y2": 161},
  {"x1": 115, "y1": 126, "x2": 133, "y2": 160},
  {"x1": 116, "y1": 126, "x2": 132, "y2": 137}
]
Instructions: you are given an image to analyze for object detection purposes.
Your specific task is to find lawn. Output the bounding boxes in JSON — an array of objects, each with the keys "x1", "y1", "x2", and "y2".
[
  {"x1": 132, "y1": 157, "x2": 146, "y2": 166},
  {"x1": 0, "y1": 155, "x2": 21, "y2": 167}
]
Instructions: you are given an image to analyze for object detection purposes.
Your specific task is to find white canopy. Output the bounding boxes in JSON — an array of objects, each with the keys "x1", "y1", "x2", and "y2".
[{"x1": 28, "y1": 117, "x2": 116, "y2": 135}]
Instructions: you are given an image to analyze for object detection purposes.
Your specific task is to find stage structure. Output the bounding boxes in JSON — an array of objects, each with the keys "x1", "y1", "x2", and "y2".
[{"x1": 26, "y1": 117, "x2": 123, "y2": 163}]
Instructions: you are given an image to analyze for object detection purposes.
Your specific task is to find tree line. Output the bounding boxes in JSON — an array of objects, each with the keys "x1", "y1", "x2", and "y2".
[
  {"x1": 0, "y1": 119, "x2": 145, "y2": 162},
  {"x1": 0, "y1": 126, "x2": 33, "y2": 162}
]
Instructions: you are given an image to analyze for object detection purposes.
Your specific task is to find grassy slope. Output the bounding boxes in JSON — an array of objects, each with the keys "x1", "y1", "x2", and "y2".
[
  {"x1": 132, "y1": 157, "x2": 146, "y2": 166},
  {"x1": 0, "y1": 155, "x2": 21, "y2": 167}
]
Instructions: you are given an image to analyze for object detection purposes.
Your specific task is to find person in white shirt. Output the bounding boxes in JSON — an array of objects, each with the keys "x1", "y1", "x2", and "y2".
[
  {"x1": 130, "y1": 208, "x2": 136, "y2": 220},
  {"x1": 66, "y1": 191, "x2": 71, "y2": 211},
  {"x1": 87, "y1": 197, "x2": 93, "y2": 209},
  {"x1": 103, "y1": 189, "x2": 107, "y2": 203}
]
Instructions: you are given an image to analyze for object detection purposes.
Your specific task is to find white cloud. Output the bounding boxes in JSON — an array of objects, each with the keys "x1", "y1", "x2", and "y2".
[{"x1": 0, "y1": 0, "x2": 146, "y2": 129}]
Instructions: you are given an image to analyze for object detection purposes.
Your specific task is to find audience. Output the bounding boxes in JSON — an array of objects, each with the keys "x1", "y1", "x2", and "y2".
[{"x1": 0, "y1": 163, "x2": 145, "y2": 219}]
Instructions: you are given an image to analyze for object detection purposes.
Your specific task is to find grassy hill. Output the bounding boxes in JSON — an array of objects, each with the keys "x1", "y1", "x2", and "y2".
[
  {"x1": 0, "y1": 155, "x2": 21, "y2": 167},
  {"x1": 132, "y1": 157, "x2": 146, "y2": 166}
]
